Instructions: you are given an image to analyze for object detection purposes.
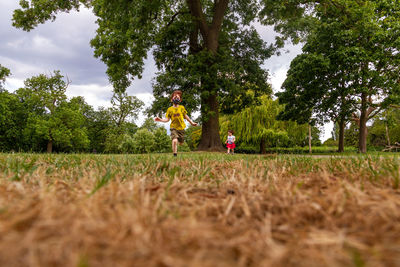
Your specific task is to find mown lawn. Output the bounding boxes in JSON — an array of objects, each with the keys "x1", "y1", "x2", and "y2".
[{"x1": 0, "y1": 153, "x2": 399, "y2": 267}]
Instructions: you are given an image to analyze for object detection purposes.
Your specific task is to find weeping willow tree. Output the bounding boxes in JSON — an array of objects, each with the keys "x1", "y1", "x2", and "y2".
[
  {"x1": 220, "y1": 96, "x2": 320, "y2": 153},
  {"x1": 220, "y1": 96, "x2": 286, "y2": 153}
]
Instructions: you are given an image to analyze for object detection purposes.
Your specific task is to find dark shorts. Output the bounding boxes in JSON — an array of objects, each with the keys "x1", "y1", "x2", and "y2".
[{"x1": 170, "y1": 128, "x2": 185, "y2": 143}]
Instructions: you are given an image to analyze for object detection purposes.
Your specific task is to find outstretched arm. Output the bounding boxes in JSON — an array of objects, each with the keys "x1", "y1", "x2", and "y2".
[
  {"x1": 155, "y1": 117, "x2": 170, "y2": 123},
  {"x1": 184, "y1": 114, "x2": 198, "y2": 126}
]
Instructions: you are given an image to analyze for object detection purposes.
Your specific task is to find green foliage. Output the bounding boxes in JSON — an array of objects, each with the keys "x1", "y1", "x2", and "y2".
[
  {"x1": 118, "y1": 126, "x2": 172, "y2": 154},
  {"x1": 323, "y1": 138, "x2": 338, "y2": 147},
  {"x1": 141, "y1": 117, "x2": 159, "y2": 133},
  {"x1": 13, "y1": 0, "x2": 307, "y2": 149},
  {"x1": 150, "y1": 10, "x2": 274, "y2": 116},
  {"x1": 185, "y1": 125, "x2": 202, "y2": 151},
  {"x1": 152, "y1": 127, "x2": 172, "y2": 153},
  {"x1": 369, "y1": 108, "x2": 400, "y2": 147},
  {"x1": 104, "y1": 131, "x2": 125, "y2": 153},
  {"x1": 130, "y1": 129, "x2": 156, "y2": 154},
  {"x1": 0, "y1": 71, "x2": 174, "y2": 154},
  {"x1": 277, "y1": 0, "x2": 400, "y2": 153},
  {"x1": 177, "y1": 141, "x2": 191, "y2": 152},
  {"x1": 0, "y1": 65, "x2": 11, "y2": 91},
  {"x1": 101, "y1": 91, "x2": 144, "y2": 152},
  {"x1": 0, "y1": 90, "x2": 28, "y2": 151},
  {"x1": 228, "y1": 96, "x2": 282, "y2": 145},
  {"x1": 85, "y1": 107, "x2": 113, "y2": 153},
  {"x1": 108, "y1": 91, "x2": 144, "y2": 127},
  {"x1": 344, "y1": 122, "x2": 359, "y2": 147},
  {"x1": 15, "y1": 71, "x2": 89, "y2": 153},
  {"x1": 221, "y1": 96, "x2": 320, "y2": 153}
]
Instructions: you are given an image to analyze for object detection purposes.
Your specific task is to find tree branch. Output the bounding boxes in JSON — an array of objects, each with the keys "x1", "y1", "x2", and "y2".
[
  {"x1": 210, "y1": 0, "x2": 229, "y2": 34},
  {"x1": 186, "y1": 0, "x2": 209, "y2": 38},
  {"x1": 167, "y1": 11, "x2": 189, "y2": 27},
  {"x1": 368, "y1": 106, "x2": 383, "y2": 120}
]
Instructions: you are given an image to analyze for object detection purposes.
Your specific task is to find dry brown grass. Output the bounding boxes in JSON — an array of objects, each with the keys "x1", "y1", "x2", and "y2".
[{"x1": 0, "y1": 153, "x2": 399, "y2": 267}]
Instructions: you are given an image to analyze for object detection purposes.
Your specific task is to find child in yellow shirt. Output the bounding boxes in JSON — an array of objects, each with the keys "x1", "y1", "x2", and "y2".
[{"x1": 155, "y1": 90, "x2": 198, "y2": 156}]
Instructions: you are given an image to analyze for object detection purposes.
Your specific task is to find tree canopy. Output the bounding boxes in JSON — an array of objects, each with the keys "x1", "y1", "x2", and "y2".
[
  {"x1": 12, "y1": 0, "x2": 317, "y2": 151},
  {"x1": 15, "y1": 71, "x2": 89, "y2": 153},
  {"x1": 277, "y1": 0, "x2": 400, "y2": 153}
]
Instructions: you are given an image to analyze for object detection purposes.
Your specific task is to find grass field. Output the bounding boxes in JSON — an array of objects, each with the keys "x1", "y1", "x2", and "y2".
[{"x1": 0, "y1": 153, "x2": 399, "y2": 267}]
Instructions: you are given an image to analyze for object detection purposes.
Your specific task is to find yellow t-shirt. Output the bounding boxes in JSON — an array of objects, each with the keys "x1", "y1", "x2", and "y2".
[{"x1": 166, "y1": 105, "x2": 187, "y2": 130}]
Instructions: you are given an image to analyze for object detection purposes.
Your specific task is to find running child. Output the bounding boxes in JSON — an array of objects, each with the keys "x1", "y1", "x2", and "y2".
[
  {"x1": 225, "y1": 130, "x2": 236, "y2": 154},
  {"x1": 154, "y1": 90, "x2": 198, "y2": 156}
]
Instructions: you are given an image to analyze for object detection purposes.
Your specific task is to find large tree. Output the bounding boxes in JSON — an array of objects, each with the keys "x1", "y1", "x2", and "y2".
[
  {"x1": 16, "y1": 71, "x2": 89, "y2": 153},
  {"x1": 277, "y1": 0, "x2": 400, "y2": 153},
  {"x1": 277, "y1": 53, "x2": 356, "y2": 153},
  {"x1": 12, "y1": 0, "x2": 316, "y2": 151}
]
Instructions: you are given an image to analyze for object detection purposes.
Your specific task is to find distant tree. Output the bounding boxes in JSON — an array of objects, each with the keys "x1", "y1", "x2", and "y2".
[
  {"x1": 0, "y1": 90, "x2": 28, "y2": 151},
  {"x1": 221, "y1": 95, "x2": 321, "y2": 153},
  {"x1": 285, "y1": 121, "x2": 321, "y2": 148},
  {"x1": 277, "y1": 53, "x2": 354, "y2": 153},
  {"x1": 152, "y1": 127, "x2": 172, "y2": 153},
  {"x1": 83, "y1": 107, "x2": 112, "y2": 153},
  {"x1": 277, "y1": 0, "x2": 400, "y2": 153},
  {"x1": 103, "y1": 91, "x2": 144, "y2": 152},
  {"x1": 323, "y1": 138, "x2": 338, "y2": 147},
  {"x1": 108, "y1": 91, "x2": 144, "y2": 129},
  {"x1": 369, "y1": 107, "x2": 400, "y2": 147},
  {"x1": 226, "y1": 96, "x2": 287, "y2": 153},
  {"x1": 16, "y1": 71, "x2": 89, "y2": 153},
  {"x1": 141, "y1": 117, "x2": 159, "y2": 133},
  {"x1": 344, "y1": 122, "x2": 359, "y2": 148},
  {"x1": 130, "y1": 129, "x2": 156, "y2": 154}
]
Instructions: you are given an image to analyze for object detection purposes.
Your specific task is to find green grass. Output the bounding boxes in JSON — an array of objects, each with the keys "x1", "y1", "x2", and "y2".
[{"x1": 0, "y1": 152, "x2": 399, "y2": 267}]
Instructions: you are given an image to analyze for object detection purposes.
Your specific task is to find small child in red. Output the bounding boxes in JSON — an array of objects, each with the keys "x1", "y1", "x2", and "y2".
[{"x1": 225, "y1": 130, "x2": 236, "y2": 154}]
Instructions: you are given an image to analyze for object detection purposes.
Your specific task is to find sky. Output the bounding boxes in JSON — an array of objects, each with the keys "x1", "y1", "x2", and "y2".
[{"x1": 0, "y1": 1, "x2": 332, "y2": 141}]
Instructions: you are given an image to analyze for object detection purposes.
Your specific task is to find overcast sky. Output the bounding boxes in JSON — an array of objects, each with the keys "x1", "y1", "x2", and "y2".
[{"x1": 0, "y1": 1, "x2": 332, "y2": 140}]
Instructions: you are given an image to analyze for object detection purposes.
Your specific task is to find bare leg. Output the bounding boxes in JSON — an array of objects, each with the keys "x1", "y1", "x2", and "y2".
[{"x1": 172, "y1": 138, "x2": 178, "y2": 154}]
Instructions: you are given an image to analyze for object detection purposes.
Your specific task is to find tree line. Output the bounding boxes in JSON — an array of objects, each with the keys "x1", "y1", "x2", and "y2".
[
  {"x1": 5, "y1": 0, "x2": 400, "y2": 153},
  {"x1": 2, "y1": 64, "x2": 398, "y2": 154},
  {"x1": 0, "y1": 68, "x2": 178, "y2": 153}
]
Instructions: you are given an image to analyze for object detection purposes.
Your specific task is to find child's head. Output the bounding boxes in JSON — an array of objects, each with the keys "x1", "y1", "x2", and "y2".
[
  {"x1": 228, "y1": 130, "x2": 234, "y2": 135},
  {"x1": 170, "y1": 90, "x2": 182, "y2": 104}
]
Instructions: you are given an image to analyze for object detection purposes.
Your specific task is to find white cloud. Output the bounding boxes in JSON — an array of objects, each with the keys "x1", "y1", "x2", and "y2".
[
  {"x1": 67, "y1": 83, "x2": 113, "y2": 109},
  {"x1": 321, "y1": 122, "x2": 334, "y2": 143},
  {"x1": 4, "y1": 78, "x2": 24, "y2": 91},
  {"x1": 269, "y1": 67, "x2": 289, "y2": 93}
]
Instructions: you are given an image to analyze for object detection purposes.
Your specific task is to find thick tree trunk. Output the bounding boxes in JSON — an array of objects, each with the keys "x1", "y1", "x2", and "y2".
[
  {"x1": 197, "y1": 93, "x2": 223, "y2": 151},
  {"x1": 187, "y1": 0, "x2": 229, "y2": 152},
  {"x1": 260, "y1": 138, "x2": 266, "y2": 154},
  {"x1": 358, "y1": 93, "x2": 368, "y2": 153},
  {"x1": 338, "y1": 119, "x2": 345, "y2": 153},
  {"x1": 47, "y1": 139, "x2": 53, "y2": 153}
]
